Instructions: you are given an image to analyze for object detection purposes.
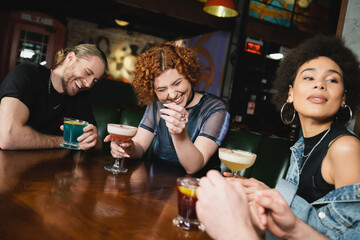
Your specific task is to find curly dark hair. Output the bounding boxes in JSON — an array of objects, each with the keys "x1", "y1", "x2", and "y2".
[
  {"x1": 132, "y1": 42, "x2": 202, "y2": 106},
  {"x1": 272, "y1": 34, "x2": 360, "y2": 126}
]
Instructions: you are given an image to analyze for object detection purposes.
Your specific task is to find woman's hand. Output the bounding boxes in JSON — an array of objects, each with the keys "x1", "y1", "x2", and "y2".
[
  {"x1": 250, "y1": 189, "x2": 330, "y2": 239},
  {"x1": 159, "y1": 103, "x2": 188, "y2": 135},
  {"x1": 250, "y1": 189, "x2": 301, "y2": 239},
  {"x1": 223, "y1": 172, "x2": 246, "y2": 178},
  {"x1": 228, "y1": 177, "x2": 270, "y2": 202},
  {"x1": 104, "y1": 135, "x2": 135, "y2": 159}
]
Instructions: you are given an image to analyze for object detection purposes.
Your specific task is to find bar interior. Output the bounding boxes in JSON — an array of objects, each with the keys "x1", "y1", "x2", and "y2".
[{"x1": 0, "y1": 0, "x2": 359, "y2": 239}]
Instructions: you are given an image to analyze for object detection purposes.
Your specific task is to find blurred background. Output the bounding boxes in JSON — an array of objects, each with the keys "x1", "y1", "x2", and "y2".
[{"x1": 1, "y1": 0, "x2": 358, "y2": 139}]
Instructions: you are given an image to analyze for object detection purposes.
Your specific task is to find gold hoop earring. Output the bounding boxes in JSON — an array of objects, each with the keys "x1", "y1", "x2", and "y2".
[{"x1": 280, "y1": 100, "x2": 296, "y2": 125}]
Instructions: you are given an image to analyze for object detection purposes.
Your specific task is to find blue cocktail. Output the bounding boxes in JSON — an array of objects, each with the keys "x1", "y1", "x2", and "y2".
[{"x1": 61, "y1": 117, "x2": 88, "y2": 150}]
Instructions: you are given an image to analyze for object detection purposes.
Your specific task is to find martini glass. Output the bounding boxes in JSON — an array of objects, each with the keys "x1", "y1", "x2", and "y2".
[
  {"x1": 104, "y1": 123, "x2": 137, "y2": 174},
  {"x1": 218, "y1": 147, "x2": 257, "y2": 177}
]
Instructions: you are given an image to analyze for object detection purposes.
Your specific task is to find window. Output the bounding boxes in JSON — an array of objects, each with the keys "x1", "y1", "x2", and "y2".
[
  {"x1": 17, "y1": 30, "x2": 49, "y2": 65},
  {"x1": 248, "y1": 0, "x2": 337, "y2": 34}
]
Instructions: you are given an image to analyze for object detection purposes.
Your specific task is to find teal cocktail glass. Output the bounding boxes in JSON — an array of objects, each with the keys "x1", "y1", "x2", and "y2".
[{"x1": 61, "y1": 117, "x2": 88, "y2": 150}]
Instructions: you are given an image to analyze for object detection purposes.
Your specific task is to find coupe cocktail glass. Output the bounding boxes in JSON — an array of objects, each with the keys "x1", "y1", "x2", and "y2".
[
  {"x1": 218, "y1": 147, "x2": 257, "y2": 177},
  {"x1": 104, "y1": 123, "x2": 137, "y2": 174}
]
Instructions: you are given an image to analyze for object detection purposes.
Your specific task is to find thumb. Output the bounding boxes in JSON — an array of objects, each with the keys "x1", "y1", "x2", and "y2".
[
  {"x1": 255, "y1": 190, "x2": 283, "y2": 213},
  {"x1": 103, "y1": 135, "x2": 111, "y2": 142}
]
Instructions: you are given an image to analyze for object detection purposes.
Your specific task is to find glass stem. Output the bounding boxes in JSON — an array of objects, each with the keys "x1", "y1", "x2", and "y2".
[
  {"x1": 113, "y1": 158, "x2": 120, "y2": 168},
  {"x1": 232, "y1": 171, "x2": 238, "y2": 177}
]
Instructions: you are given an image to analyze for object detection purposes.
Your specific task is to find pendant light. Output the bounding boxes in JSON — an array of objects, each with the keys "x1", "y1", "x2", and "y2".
[
  {"x1": 115, "y1": 19, "x2": 129, "y2": 27},
  {"x1": 203, "y1": 0, "x2": 239, "y2": 18}
]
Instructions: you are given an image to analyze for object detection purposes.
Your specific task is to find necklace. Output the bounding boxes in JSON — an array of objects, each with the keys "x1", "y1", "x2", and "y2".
[
  {"x1": 185, "y1": 89, "x2": 195, "y2": 108},
  {"x1": 300, "y1": 128, "x2": 331, "y2": 173},
  {"x1": 48, "y1": 76, "x2": 61, "y2": 110}
]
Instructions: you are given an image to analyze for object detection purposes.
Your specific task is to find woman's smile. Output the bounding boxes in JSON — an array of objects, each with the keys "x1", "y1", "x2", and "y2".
[
  {"x1": 307, "y1": 94, "x2": 328, "y2": 104},
  {"x1": 172, "y1": 94, "x2": 184, "y2": 104},
  {"x1": 154, "y1": 69, "x2": 192, "y2": 107}
]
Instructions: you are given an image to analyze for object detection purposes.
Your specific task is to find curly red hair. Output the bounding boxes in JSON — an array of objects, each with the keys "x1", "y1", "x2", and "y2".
[{"x1": 132, "y1": 42, "x2": 202, "y2": 106}]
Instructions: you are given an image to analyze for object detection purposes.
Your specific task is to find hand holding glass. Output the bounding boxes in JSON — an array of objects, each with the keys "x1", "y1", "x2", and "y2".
[
  {"x1": 61, "y1": 117, "x2": 88, "y2": 150},
  {"x1": 105, "y1": 123, "x2": 137, "y2": 174},
  {"x1": 218, "y1": 147, "x2": 256, "y2": 177}
]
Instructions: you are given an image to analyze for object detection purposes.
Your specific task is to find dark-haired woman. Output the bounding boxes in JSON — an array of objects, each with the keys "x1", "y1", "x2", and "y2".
[
  {"x1": 196, "y1": 35, "x2": 360, "y2": 239},
  {"x1": 264, "y1": 35, "x2": 360, "y2": 239}
]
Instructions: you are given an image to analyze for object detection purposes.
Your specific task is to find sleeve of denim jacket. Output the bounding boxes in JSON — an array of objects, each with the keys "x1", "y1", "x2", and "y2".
[{"x1": 275, "y1": 179, "x2": 360, "y2": 239}]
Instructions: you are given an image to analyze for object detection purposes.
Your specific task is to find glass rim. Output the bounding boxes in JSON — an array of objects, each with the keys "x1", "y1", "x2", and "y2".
[
  {"x1": 107, "y1": 123, "x2": 137, "y2": 129},
  {"x1": 219, "y1": 147, "x2": 256, "y2": 156},
  {"x1": 64, "y1": 117, "x2": 89, "y2": 124},
  {"x1": 176, "y1": 176, "x2": 200, "y2": 186}
]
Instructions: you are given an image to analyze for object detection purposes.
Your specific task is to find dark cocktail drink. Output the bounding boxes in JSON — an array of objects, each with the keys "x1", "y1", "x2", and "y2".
[
  {"x1": 173, "y1": 177, "x2": 205, "y2": 231},
  {"x1": 177, "y1": 185, "x2": 198, "y2": 220}
]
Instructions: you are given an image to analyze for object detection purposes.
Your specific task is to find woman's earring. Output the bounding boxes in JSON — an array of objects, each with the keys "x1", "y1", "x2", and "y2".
[
  {"x1": 343, "y1": 104, "x2": 353, "y2": 126},
  {"x1": 280, "y1": 100, "x2": 296, "y2": 125}
]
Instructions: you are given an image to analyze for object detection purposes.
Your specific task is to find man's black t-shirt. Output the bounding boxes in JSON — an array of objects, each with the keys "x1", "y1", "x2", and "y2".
[{"x1": 0, "y1": 63, "x2": 96, "y2": 136}]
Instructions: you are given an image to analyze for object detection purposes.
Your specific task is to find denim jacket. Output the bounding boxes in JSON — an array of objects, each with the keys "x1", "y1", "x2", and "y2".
[{"x1": 266, "y1": 137, "x2": 360, "y2": 240}]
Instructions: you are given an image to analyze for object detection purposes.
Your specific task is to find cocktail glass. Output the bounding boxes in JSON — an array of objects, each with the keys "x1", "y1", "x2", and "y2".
[
  {"x1": 104, "y1": 123, "x2": 137, "y2": 174},
  {"x1": 218, "y1": 147, "x2": 257, "y2": 177},
  {"x1": 61, "y1": 117, "x2": 88, "y2": 150},
  {"x1": 173, "y1": 177, "x2": 205, "y2": 231}
]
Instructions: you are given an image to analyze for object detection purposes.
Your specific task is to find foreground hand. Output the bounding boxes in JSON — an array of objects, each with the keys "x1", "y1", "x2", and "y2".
[
  {"x1": 251, "y1": 189, "x2": 298, "y2": 238},
  {"x1": 227, "y1": 177, "x2": 270, "y2": 202},
  {"x1": 250, "y1": 189, "x2": 330, "y2": 239},
  {"x1": 159, "y1": 103, "x2": 188, "y2": 135},
  {"x1": 104, "y1": 135, "x2": 135, "y2": 158},
  {"x1": 78, "y1": 124, "x2": 98, "y2": 150},
  {"x1": 196, "y1": 170, "x2": 259, "y2": 240}
]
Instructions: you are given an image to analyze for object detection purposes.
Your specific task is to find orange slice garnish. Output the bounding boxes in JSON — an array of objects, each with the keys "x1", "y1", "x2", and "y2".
[
  {"x1": 178, "y1": 186, "x2": 197, "y2": 197},
  {"x1": 64, "y1": 121, "x2": 84, "y2": 125}
]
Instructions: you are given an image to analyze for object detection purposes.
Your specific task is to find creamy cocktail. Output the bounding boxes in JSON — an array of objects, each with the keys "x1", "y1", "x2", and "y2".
[
  {"x1": 107, "y1": 124, "x2": 137, "y2": 142},
  {"x1": 105, "y1": 124, "x2": 137, "y2": 174},
  {"x1": 218, "y1": 148, "x2": 256, "y2": 176}
]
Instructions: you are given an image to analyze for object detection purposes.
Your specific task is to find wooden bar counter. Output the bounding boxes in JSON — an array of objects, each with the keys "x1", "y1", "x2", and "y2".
[{"x1": 0, "y1": 149, "x2": 211, "y2": 240}]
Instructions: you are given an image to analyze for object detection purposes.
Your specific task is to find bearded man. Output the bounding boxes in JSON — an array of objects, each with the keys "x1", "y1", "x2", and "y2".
[{"x1": 0, "y1": 44, "x2": 107, "y2": 150}]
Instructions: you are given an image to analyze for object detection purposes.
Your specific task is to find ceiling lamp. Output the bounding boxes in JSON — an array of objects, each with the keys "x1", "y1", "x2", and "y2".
[
  {"x1": 115, "y1": 19, "x2": 129, "y2": 27},
  {"x1": 266, "y1": 53, "x2": 284, "y2": 60},
  {"x1": 203, "y1": 0, "x2": 239, "y2": 18}
]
